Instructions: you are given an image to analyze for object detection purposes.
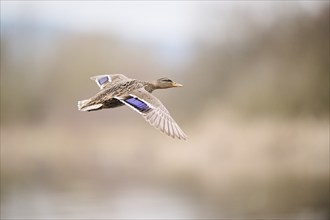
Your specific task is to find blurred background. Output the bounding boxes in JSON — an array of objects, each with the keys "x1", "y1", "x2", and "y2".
[{"x1": 1, "y1": 1, "x2": 329, "y2": 219}]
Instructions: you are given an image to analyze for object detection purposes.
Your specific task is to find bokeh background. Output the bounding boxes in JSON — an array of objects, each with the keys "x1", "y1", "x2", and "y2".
[{"x1": 1, "y1": 1, "x2": 329, "y2": 219}]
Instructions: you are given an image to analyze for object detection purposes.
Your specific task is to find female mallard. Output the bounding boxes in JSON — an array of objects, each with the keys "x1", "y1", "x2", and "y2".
[{"x1": 78, "y1": 74, "x2": 187, "y2": 140}]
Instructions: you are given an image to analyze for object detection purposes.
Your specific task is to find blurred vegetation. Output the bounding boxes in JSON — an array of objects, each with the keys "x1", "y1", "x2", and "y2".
[
  {"x1": 1, "y1": 5, "x2": 329, "y2": 124},
  {"x1": 181, "y1": 6, "x2": 329, "y2": 119}
]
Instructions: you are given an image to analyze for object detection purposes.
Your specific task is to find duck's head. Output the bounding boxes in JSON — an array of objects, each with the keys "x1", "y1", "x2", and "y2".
[{"x1": 153, "y1": 77, "x2": 183, "y2": 89}]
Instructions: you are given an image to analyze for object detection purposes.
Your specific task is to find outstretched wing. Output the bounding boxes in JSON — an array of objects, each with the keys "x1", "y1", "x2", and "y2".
[
  {"x1": 117, "y1": 88, "x2": 187, "y2": 140},
  {"x1": 90, "y1": 74, "x2": 129, "y2": 90}
]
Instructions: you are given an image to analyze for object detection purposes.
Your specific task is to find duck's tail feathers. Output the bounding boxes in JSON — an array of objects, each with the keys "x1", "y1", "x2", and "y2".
[{"x1": 77, "y1": 99, "x2": 102, "y2": 112}]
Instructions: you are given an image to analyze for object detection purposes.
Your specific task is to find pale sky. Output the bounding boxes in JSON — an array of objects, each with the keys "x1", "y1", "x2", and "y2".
[
  {"x1": 2, "y1": 1, "x2": 325, "y2": 39},
  {"x1": 1, "y1": 1, "x2": 327, "y2": 65}
]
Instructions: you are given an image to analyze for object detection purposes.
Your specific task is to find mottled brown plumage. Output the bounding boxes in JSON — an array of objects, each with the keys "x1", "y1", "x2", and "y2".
[{"x1": 78, "y1": 74, "x2": 186, "y2": 140}]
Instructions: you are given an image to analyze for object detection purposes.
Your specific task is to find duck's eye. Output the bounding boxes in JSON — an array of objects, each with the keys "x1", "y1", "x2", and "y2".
[{"x1": 162, "y1": 78, "x2": 173, "y2": 83}]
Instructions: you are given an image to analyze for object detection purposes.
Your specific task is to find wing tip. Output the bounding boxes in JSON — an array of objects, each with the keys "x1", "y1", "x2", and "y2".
[{"x1": 153, "y1": 115, "x2": 187, "y2": 140}]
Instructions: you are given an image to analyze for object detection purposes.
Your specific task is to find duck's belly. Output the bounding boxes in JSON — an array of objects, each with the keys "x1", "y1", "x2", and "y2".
[{"x1": 103, "y1": 99, "x2": 124, "y2": 109}]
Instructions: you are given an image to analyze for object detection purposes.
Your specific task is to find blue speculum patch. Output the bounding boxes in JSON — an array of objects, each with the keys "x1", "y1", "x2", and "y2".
[
  {"x1": 98, "y1": 76, "x2": 108, "y2": 85},
  {"x1": 125, "y1": 97, "x2": 150, "y2": 112}
]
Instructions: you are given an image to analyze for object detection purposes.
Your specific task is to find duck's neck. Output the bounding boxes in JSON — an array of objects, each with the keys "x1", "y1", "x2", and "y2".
[{"x1": 144, "y1": 82, "x2": 157, "y2": 93}]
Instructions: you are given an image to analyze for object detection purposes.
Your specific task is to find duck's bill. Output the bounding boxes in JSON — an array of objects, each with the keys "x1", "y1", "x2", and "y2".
[{"x1": 172, "y1": 82, "x2": 183, "y2": 87}]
